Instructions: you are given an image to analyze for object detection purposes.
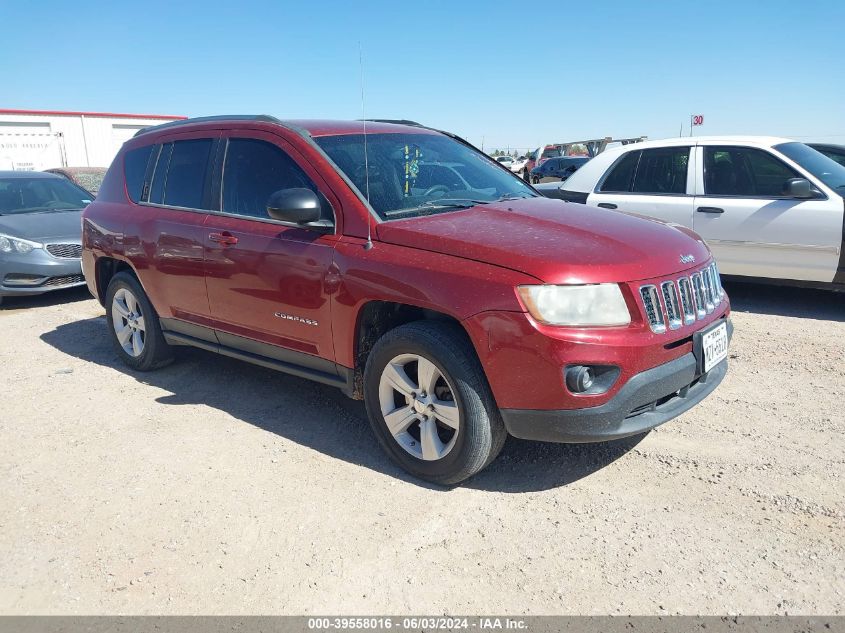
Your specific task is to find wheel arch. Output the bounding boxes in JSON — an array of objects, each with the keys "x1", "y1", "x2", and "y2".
[
  {"x1": 94, "y1": 256, "x2": 136, "y2": 305},
  {"x1": 349, "y1": 300, "x2": 476, "y2": 400}
]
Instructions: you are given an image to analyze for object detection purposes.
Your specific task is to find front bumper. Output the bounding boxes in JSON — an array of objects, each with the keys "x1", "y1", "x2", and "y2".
[
  {"x1": 0, "y1": 249, "x2": 84, "y2": 297},
  {"x1": 500, "y1": 325, "x2": 730, "y2": 444}
]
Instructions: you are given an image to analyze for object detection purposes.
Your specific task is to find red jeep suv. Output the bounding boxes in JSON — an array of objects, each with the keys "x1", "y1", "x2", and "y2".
[{"x1": 82, "y1": 116, "x2": 731, "y2": 484}]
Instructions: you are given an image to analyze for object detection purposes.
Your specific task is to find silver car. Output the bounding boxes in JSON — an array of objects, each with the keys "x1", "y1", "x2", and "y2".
[{"x1": 0, "y1": 171, "x2": 92, "y2": 306}]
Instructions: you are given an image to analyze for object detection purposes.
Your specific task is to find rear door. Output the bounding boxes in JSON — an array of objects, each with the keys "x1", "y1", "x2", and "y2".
[
  {"x1": 692, "y1": 144, "x2": 840, "y2": 282},
  {"x1": 203, "y1": 129, "x2": 339, "y2": 364},
  {"x1": 588, "y1": 145, "x2": 696, "y2": 227},
  {"x1": 125, "y1": 131, "x2": 219, "y2": 339}
]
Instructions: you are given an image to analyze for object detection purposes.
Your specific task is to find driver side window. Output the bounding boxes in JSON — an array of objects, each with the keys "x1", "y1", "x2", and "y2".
[
  {"x1": 704, "y1": 146, "x2": 799, "y2": 197},
  {"x1": 222, "y1": 138, "x2": 320, "y2": 219}
]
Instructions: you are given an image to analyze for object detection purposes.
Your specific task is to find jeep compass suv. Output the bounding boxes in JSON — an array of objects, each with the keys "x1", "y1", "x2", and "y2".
[{"x1": 82, "y1": 116, "x2": 731, "y2": 484}]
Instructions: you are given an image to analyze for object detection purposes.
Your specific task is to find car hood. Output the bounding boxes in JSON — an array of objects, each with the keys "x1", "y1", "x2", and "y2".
[
  {"x1": 0, "y1": 209, "x2": 83, "y2": 243},
  {"x1": 375, "y1": 197, "x2": 711, "y2": 284}
]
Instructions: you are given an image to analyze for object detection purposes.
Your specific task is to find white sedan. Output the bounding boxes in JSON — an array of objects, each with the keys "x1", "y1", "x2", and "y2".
[{"x1": 541, "y1": 136, "x2": 845, "y2": 288}]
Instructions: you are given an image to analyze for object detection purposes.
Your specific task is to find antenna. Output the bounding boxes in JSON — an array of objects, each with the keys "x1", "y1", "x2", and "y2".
[{"x1": 359, "y1": 42, "x2": 373, "y2": 251}]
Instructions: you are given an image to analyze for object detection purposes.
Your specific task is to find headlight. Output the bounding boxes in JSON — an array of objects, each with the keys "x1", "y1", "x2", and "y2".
[
  {"x1": 0, "y1": 233, "x2": 42, "y2": 255},
  {"x1": 517, "y1": 283, "x2": 631, "y2": 326}
]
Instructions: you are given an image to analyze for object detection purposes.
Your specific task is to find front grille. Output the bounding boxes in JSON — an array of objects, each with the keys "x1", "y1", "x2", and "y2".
[
  {"x1": 46, "y1": 243, "x2": 82, "y2": 259},
  {"x1": 43, "y1": 274, "x2": 85, "y2": 288},
  {"x1": 639, "y1": 263, "x2": 724, "y2": 334}
]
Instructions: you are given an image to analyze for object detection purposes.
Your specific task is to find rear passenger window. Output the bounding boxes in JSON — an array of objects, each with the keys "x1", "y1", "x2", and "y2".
[
  {"x1": 222, "y1": 138, "x2": 320, "y2": 219},
  {"x1": 631, "y1": 147, "x2": 689, "y2": 194},
  {"x1": 123, "y1": 145, "x2": 154, "y2": 203},
  {"x1": 599, "y1": 151, "x2": 640, "y2": 192},
  {"x1": 162, "y1": 139, "x2": 214, "y2": 209}
]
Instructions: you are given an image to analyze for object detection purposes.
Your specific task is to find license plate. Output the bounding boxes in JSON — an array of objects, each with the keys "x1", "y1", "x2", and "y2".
[{"x1": 701, "y1": 322, "x2": 729, "y2": 373}]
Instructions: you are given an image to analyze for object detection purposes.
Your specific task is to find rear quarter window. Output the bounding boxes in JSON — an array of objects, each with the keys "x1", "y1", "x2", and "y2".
[
  {"x1": 124, "y1": 145, "x2": 155, "y2": 202},
  {"x1": 599, "y1": 151, "x2": 640, "y2": 192}
]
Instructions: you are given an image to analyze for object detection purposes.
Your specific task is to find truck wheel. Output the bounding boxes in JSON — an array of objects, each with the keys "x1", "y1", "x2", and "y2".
[
  {"x1": 105, "y1": 271, "x2": 173, "y2": 371},
  {"x1": 363, "y1": 321, "x2": 506, "y2": 485}
]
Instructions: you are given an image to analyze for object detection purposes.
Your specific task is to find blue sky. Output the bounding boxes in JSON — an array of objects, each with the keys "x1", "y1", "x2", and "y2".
[{"x1": 3, "y1": 1, "x2": 843, "y2": 152}]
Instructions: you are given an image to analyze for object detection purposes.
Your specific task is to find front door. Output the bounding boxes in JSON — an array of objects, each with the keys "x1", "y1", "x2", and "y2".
[
  {"x1": 692, "y1": 145, "x2": 840, "y2": 282},
  {"x1": 203, "y1": 131, "x2": 338, "y2": 363}
]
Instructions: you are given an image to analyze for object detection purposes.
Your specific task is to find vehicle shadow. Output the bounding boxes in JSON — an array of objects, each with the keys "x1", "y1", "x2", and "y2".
[
  {"x1": 1, "y1": 286, "x2": 93, "y2": 313},
  {"x1": 723, "y1": 280, "x2": 844, "y2": 322},
  {"x1": 40, "y1": 316, "x2": 642, "y2": 493}
]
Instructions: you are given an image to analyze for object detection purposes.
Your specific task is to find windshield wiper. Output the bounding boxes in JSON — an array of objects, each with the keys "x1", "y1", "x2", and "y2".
[
  {"x1": 496, "y1": 192, "x2": 536, "y2": 201},
  {"x1": 384, "y1": 198, "x2": 492, "y2": 217}
]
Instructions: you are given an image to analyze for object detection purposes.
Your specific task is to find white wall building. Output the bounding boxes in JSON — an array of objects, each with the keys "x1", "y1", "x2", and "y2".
[{"x1": 0, "y1": 109, "x2": 186, "y2": 171}]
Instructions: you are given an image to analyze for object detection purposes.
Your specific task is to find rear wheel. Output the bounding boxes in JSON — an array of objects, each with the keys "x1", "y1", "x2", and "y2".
[
  {"x1": 363, "y1": 321, "x2": 506, "y2": 485},
  {"x1": 105, "y1": 271, "x2": 173, "y2": 371}
]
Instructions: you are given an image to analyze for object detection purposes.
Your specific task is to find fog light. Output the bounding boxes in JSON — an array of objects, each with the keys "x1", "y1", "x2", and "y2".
[
  {"x1": 566, "y1": 366, "x2": 594, "y2": 393},
  {"x1": 564, "y1": 364, "x2": 621, "y2": 395},
  {"x1": 3, "y1": 273, "x2": 46, "y2": 287}
]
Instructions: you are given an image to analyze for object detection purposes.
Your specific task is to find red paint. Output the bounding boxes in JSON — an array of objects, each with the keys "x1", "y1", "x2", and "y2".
[
  {"x1": 0, "y1": 108, "x2": 186, "y2": 120},
  {"x1": 83, "y1": 118, "x2": 730, "y2": 414}
]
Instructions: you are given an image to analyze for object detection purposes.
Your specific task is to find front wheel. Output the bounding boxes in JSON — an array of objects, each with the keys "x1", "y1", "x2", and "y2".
[{"x1": 363, "y1": 321, "x2": 506, "y2": 485}]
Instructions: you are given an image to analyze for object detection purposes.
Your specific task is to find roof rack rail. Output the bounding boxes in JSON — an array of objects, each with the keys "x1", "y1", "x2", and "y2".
[
  {"x1": 361, "y1": 119, "x2": 424, "y2": 127},
  {"x1": 133, "y1": 114, "x2": 282, "y2": 137}
]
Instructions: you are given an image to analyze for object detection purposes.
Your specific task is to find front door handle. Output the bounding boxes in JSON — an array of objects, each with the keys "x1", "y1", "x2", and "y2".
[
  {"x1": 209, "y1": 232, "x2": 239, "y2": 246},
  {"x1": 597, "y1": 203, "x2": 618, "y2": 209},
  {"x1": 697, "y1": 206, "x2": 725, "y2": 214}
]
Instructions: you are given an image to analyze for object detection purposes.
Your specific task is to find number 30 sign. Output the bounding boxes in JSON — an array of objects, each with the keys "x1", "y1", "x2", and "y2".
[{"x1": 692, "y1": 114, "x2": 704, "y2": 126}]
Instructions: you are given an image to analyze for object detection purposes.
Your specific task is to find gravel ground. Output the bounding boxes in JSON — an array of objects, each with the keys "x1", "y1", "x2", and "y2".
[{"x1": 0, "y1": 282, "x2": 843, "y2": 615}]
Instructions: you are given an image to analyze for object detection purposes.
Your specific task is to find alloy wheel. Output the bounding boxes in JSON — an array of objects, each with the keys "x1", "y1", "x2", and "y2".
[
  {"x1": 111, "y1": 287, "x2": 146, "y2": 357},
  {"x1": 378, "y1": 353, "x2": 460, "y2": 461}
]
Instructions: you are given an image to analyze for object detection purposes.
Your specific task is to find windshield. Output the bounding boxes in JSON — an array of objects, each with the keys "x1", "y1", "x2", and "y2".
[
  {"x1": 314, "y1": 133, "x2": 537, "y2": 220},
  {"x1": 774, "y1": 142, "x2": 845, "y2": 192},
  {"x1": 0, "y1": 177, "x2": 92, "y2": 215}
]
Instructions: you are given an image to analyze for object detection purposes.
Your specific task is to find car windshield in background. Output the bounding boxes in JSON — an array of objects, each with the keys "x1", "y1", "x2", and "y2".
[
  {"x1": 314, "y1": 133, "x2": 537, "y2": 220},
  {"x1": 71, "y1": 172, "x2": 106, "y2": 195},
  {"x1": 775, "y1": 142, "x2": 845, "y2": 192},
  {"x1": 0, "y1": 177, "x2": 92, "y2": 215}
]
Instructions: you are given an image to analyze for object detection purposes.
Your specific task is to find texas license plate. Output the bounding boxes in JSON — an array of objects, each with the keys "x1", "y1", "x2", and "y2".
[{"x1": 701, "y1": 322, "x2": 729, "y2": 373}]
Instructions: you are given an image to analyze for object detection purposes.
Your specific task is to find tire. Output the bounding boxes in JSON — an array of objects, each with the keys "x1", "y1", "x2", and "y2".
[
  {"x1": 363, "y1": 321, "x2": 506, "y2": 485},
  {"x1": 105, "y1": 271, "x2": 173, "y2": 371}
]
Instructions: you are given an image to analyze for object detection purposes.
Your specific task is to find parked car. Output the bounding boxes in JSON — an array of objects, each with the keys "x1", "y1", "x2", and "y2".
[
  {"x1": 529, "y1": 156, "x2": 590, "y2": 183},
  {"x1": 510, "y1": 156, "x2": 528, "y2": 174},
  {"x1": 494, "y1": 155, "x2": 514, "y2": 168},
  {"x1": 544, "y1": 136, "x2": 845, "y2": 289},
  {"x1": 44, "y1": 167, "x2": 108, "y2": 195},
  {"x1": 520, "y1": 145, "x2": 564, "y2": 180},
  {"x1": 809, "y1": 143, "x2": 845, "y2": 168},
  {"x1": 0, "y1": 171, "x2": 91, "y2": 305},
  {"x1": 82, "y1": 116, "x2": 731, "y2": 484}
]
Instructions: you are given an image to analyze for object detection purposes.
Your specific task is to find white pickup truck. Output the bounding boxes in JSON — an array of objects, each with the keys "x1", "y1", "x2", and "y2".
[{"x1": 539, "y1": 136, "x2": 845, "y2": 289}]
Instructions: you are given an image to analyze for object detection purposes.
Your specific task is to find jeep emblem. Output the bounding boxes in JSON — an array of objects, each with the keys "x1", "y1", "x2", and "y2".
[{"x1": 680, "y1": 254, "x2": 696, "y2": 264}]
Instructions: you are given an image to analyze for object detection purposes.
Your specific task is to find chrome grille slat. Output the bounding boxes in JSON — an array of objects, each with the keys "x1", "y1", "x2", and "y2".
[
  {"x1": 677, "y1": 277, "x2": 696, "y2": 325},
  {"x1": 701, "y1": 268, "x2": 716, "y2": 314},
  {"x1": 660, "y1": 281, "x2": 682, "y2": 330},
  {"x1": 46, "y1": 243, "x2": 82, "y2": 259},
  {"x1": 640, "y1": 263, "x2": 724, "y2": 334},
  {"x1": 640, "y1": 285, "x2": 666, "y2": 333},
  {"x1": 690, "y1": 272, "x2": 707, "y2": 319}
]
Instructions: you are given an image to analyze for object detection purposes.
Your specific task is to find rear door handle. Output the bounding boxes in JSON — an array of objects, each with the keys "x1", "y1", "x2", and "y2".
[
  {"x1": 597, "y1": 203, "x2": 617, "y2": 209},
  {"x1": 209, "y1": 232, "x2": 238, "y2": 245},
  {"x1": 697, "y1": 206, "x2": 724, "y2": 214}
]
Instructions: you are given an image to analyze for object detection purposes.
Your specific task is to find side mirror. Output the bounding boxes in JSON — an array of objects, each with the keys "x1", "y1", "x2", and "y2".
[
  {"x1": 267, "y1": 188, "x2": 322, "y2": 224},
  {"x1": 783, "y1": 178, "x2": 813, "y2": 199}
]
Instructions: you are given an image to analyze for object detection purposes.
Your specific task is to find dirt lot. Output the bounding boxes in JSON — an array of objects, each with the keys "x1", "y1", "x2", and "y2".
[{"x1": 0, "y1": 282, "x2": 843, "y2": 615}]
